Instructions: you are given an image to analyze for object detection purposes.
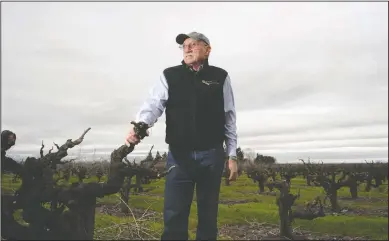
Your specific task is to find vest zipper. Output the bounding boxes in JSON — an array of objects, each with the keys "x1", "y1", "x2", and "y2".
[{"x1": 192, "y1": 72, "x2": 198, "y2": 149}]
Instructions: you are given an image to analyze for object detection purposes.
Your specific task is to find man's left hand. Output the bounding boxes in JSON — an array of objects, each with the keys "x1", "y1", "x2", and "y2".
[{"x1": 228, "y1": 159, "x2": 238, "y2": 181}]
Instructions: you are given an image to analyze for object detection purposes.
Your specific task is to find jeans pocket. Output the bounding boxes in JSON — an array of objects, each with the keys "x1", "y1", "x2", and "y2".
[
  {"x1": 200, "y1": 146, "x2": 225, "y2": 168},
  {"x1": 164, "y1": 151, "x2": 180, "y2": 174},
  {"x1": 165, "y1": 152, "x2": 176, "y2": 168}
]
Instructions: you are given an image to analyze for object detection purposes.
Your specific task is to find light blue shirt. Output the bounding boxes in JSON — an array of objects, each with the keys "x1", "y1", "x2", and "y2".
[{"x1": 135, "y1": 72, "x2": 237, "y2": 157}]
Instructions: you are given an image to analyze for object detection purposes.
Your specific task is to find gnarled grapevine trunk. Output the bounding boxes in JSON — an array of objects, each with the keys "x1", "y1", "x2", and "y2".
[
  {"x1": 120, "y1": 176, "x2": 133, "y2": 214},
  {"x1": 274, "y1": 181, "x2": 298, "y2": 240},
  {"x1": 1, "y1": 122, "x2": 151, "y2": 240}
]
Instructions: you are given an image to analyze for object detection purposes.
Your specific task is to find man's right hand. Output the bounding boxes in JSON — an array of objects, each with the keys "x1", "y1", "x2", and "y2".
[{"x1": 125, "y1": 126, "x2": 149, "y2": 146}]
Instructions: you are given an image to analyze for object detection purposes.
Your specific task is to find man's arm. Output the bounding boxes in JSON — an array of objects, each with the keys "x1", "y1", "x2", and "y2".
[
  {"x1": 135, "y1": 73, "x2": 169, "y2": 127},
  {"x1": 223, "y1": 74, "x2": 237, "y2": 158}
]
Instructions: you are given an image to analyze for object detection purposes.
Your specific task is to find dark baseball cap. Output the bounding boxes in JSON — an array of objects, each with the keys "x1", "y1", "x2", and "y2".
[{"x1": 176, "y1": 32, "x2": 210, "y2": 45}]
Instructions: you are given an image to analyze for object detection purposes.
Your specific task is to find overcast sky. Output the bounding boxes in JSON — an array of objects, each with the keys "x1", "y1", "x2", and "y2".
[{"x1": 2, "y1": 2, "x2": 388, "y2": 163}]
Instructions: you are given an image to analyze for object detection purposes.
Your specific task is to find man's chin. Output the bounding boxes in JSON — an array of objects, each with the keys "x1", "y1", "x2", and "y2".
[{"x1": 184, "y1": 60, "x2": 195, "y2": 65}]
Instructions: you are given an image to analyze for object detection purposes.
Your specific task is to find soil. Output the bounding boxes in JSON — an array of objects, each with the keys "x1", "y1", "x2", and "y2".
[
  {"x1": 98, "y1": 183, "x2": 386, "y2": 240},
  {"x1": 96, "y1": 204, "x2": 371, "y2": 240},
  {"x1": 136, "y1": 192, "x2": 164, "y2": 198},
  {"x1": 338, "y1": 196, "x2": 388, "y2": 203},
  {"x1": 136, "y1": 193, "x2": 262, "y2": 205},
  {"x1": 236, "y1": 190, "x2": 278, "y2": 196},
  {"x1": 96, "y1": 202, "x2": 381, "y2": 241},
  {"x1": 329, "y1": 196, "x2": 387, "y2": 217},
  {"x1": 219, "y1": 199, "x2": 261, "y2": 205},
  {"x1": 96, "y1": 203, "x2": 162, "y2": 221},
  {"x1": 325, "y1": 206, "x2": 388, "y2": 217},
  {"x1": 289, "y1": 204, "x2": 388, "y2": 218},
  {"x1": 219, "y1": 223, "x2": 369, "y2": 240},
  {"x1": 136, "y1": 190, "x2": 388, "y2": 217},
  {"x1": 233, "y1": 189, "x2": 388, "y2": 217}
]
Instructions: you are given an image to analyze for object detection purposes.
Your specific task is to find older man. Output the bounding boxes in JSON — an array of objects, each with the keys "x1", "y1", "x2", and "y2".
[{"x1": 126, "y1": 31, "x2": 238, "y2": 240}]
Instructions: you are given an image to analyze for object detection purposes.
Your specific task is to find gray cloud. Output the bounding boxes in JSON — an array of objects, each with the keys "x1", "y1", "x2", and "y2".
[
  {"x1": 240, "y1": 121, "x2": 388, "y2": 138},
  {"x1": 2, "y1": 2, "x2": 388, "y2": 163},
  {"x1": 262, "y1": 150, "x2": 388, "y2": 163}
]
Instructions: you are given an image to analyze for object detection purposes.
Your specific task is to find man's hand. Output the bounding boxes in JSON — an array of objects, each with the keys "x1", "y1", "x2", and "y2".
[
  {"x1": 125, "y1": 126, "x2": 149, "y2": 146},
  {"x1": 228, "y1": 159, "x2": 238, "y2": 181}
]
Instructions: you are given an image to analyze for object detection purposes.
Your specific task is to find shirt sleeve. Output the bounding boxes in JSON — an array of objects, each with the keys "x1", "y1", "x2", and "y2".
[
  {"x1": 135, "y1": 73, "x2": 169, "y2": 127},
  {"x1": 223, "y1": 74, "x2": 238, "y2": 157}
]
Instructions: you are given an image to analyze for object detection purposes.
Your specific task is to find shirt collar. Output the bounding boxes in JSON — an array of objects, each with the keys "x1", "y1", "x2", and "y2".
[{"x1": 181, "y1": 59, "x2": 209, "y2": 72}]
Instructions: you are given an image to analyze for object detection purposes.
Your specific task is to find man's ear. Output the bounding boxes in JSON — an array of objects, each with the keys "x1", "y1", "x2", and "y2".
[{"x1": 205, "y1": 45, "x2": 212, "y2": 57}]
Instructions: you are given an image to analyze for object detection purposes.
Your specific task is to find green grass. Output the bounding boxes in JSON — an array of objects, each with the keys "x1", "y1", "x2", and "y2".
[{"x1": 2, "y1": 174, "x2": 388, "y2": 240}]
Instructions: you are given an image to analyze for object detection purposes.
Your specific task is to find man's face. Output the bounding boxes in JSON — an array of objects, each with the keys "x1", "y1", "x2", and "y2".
[
  {"x1": 182, "y1": 38, "x2": 211, "y2": 65},
  {"x1": 8, "y1": 134, "x2": 16, "y2": 148}
]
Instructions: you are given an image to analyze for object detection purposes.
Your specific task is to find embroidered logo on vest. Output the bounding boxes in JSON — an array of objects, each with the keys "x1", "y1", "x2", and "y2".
[{"x1": 202, "y1": 80, "x2": 219, "y2": 85}]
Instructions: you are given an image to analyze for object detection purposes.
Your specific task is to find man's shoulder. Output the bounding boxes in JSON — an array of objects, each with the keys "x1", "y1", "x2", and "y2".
[
  {"x1": 161, "y1": 63, "x2": 229, "y2": 77},
  {"x1": 208, "y1": 65, "x2": 228, "y2": 76},
  {"x1": 162, "y1": 65, "x2": 183, "y2": 75}
]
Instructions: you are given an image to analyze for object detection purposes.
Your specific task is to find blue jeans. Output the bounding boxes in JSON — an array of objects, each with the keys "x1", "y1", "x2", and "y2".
[{"x1": 161, "y1": 145, "x2": 225, "y2": 241}]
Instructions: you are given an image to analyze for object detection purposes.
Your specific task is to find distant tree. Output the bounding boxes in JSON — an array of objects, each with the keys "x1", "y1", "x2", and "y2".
[
  {"x1": 154, "y1": 151, "x2": 162, "y2": 162},
  {"x1": 95, "y1": 166, "x2": 104, "y2": 182},
  {"x1": 244, "y1": 148, "x2": 256, "y2": 162},
  {"x1": 144, "y1": 146, "x2": 154, "y2": 162},
  {"x1": 161, "y1": 152, "x2": 167, "y2": 162},
  {"x1": 235, "y1": 147, "x2": 246, "y2": 175},
  {"x1": 254, "y1": 153, "x2": 277, "y2": 165}
]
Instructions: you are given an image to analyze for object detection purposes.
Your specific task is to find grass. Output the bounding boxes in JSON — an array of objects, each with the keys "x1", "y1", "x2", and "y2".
[{"x1": 2, "y1": 174, "x2": 388, "y2": 240}]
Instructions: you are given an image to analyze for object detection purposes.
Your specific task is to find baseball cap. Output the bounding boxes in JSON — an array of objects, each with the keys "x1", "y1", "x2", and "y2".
[{"x1": 176, "y1": 32, "x2": 210, "y2": 45}]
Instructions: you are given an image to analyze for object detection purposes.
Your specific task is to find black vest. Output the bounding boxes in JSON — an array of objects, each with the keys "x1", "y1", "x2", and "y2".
[{"x1": 163, "y1": 59, "x2": 228, "y2": 151}]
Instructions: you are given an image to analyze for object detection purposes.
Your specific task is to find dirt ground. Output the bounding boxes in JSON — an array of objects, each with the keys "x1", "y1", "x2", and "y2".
[
  {"x1": 96, "y1": 203, "x2": 162, "y2": 221},
  {"x1": 96, "y1": 203, "x2": 375, "y2": 240},
  {"x1": 233, "y1": 190, "x2": 388, "y2": 217},
  {"x1": 218, "y1": 223, "x2": 368, "y2": 240},
  {"x1": 129, "y1": 188, "x2": 389, "y2": 218}
]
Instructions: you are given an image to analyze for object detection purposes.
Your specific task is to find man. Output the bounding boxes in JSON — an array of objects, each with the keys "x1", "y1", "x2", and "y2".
[
  {"x1": 1, "y1": 130, "x2": 22, "y2": 174},
  {"x1": 125, "y1": 31, "x2": 238, "y2": 240}
]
